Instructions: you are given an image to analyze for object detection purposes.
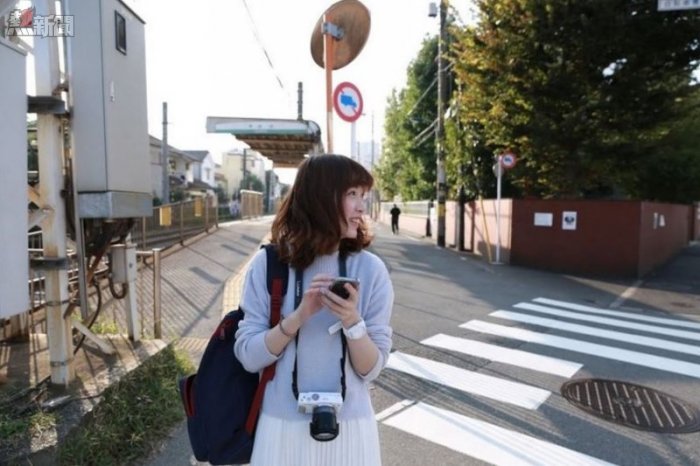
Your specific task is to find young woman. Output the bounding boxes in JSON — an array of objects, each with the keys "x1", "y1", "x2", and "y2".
[{"x1": 234, "y1": 154, "x2": 394, "y2": 465}]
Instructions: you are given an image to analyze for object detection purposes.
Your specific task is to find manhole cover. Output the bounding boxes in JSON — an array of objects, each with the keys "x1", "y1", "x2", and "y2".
[{"x1": 561, "y1": 379, "x2": 700, "y2": 433}]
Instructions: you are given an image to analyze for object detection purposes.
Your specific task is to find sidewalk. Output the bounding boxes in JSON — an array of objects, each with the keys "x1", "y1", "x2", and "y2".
[{"x1": 0, "y1": 220, "x2": 273, "y2": 465}]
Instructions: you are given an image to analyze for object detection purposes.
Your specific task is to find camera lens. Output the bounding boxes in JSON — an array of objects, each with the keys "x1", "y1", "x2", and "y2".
[{"x1": 309, "y1": 405, "x2": 339, "y2": 442}]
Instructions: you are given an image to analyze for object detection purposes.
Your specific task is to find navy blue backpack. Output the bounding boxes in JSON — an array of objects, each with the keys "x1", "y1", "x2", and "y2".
[{"x1": 178, "y1": 244, "x2": 287, "y2": 465}]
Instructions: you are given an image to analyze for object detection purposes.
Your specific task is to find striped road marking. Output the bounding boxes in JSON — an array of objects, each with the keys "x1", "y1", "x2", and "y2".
[
  {"x1": 386, "y1": 352, "x2": 550, "y2": 410},
  {"x1": 421, "y1": 333, "x2": 582, "y2": 378},
  {"x1": 515, "y1": 302, "x2": 700, "y2": 341},
  {"x1": 533, "y1": 297, "x2": 700, "y2": 330},
  {"x1": 492, "y1": 310, "x2": 700, "y2": 357},
  {"x1": 381, "y1": 401, "x2": 617, "y2": 466},
  {"x1": 461, "y1": 320, "x2": 700, "y2": 379}
]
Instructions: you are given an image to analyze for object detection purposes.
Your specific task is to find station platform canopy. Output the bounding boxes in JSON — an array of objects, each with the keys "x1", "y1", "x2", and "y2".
[{"x1": 206, "y1": 116, "x2": 324, "y2": 168}]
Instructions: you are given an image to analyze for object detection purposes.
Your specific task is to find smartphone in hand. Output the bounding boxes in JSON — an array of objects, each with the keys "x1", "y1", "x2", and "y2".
[{"x1": 329, "y1": 277, "x2": 360, "y2": 299}]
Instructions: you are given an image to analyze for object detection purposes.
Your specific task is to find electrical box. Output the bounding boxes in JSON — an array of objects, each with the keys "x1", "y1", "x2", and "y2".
[
  {"x1": 110, "y1": 244, "x2": 136, "y2": 283},
  {"x1": 65, "y1": 0, "x2": 151, "y2": 218},
  {"x1": 0, "y1": 38, "x2": 30, "y2": 319}
]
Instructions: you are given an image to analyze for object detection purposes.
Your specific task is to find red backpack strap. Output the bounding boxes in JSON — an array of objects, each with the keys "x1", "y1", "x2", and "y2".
[{"x1": 245, "y1": 246, "x2": 286, "y2": 434}]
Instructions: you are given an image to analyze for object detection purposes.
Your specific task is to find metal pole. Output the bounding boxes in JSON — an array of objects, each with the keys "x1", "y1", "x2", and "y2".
[
  {"x1": 241, "y1": 148, "x2": 247, "y2": 191},
  {"x1": 436, "y1": 0, "x2": 448, "y2": 247},
  {"x1": 323, "y1": 14, "x2": 335, "y2": 153},
  {"x1": 179, "y1": 200, "x2": 184, "y2": 245},
  {"x1": 204, "y1": 195, "x2": 209, "y2": 231},
  {"x1": 34, "y1": 0, "x2": 73, "y2": 384},
  {"x1": 351, "y1": 121, "x2": 357, "y2": 160},
  {"x1": 161, "y1": 102, "x2": 169, "y2": 203},
  {"x1": 297, "y1": 81, "x2": 303, "y2": 120},
  {"x1": 152, "y1": 248, "x2": 162, "y2": 339},
  {"x1": 495, "y1": 156, "x2": 502, "y2": 264}
]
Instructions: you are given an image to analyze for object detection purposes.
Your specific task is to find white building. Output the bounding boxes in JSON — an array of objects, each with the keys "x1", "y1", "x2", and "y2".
[{"x1": 217, "y1": 148, "x2": 267, "y2": 200}]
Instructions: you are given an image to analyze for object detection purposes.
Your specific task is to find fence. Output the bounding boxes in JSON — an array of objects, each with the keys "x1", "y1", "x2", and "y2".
[
  {"x1": 2, "y1": 191, "x2": 267, "y2": 341},
  {"x1": 132, "y1": 196, "x2": 218, "y2": 250}
]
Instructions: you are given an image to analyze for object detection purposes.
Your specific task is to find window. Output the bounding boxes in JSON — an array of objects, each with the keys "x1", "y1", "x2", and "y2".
[{"x1": 115, "y1": 12, "x2": 126, "y2": 54}]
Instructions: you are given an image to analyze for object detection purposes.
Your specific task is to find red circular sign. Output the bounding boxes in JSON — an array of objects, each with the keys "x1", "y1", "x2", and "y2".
[
  {"x1": 333, "y1": 82, "x2": 363, "y2": 123},
  {"x1": 500, "y1": 153, "x2": 517, "y2": 169}
]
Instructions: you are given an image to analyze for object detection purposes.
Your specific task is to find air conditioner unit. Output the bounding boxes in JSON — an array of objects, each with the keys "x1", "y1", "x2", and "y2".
[{"x1": 65, "y1": 0, "x2": 151, "y2": 218}]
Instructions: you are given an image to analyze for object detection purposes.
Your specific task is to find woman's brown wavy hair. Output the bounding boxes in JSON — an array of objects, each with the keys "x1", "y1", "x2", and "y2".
[{"x1": 271, "y1": 154, "x2": 374, "y2": 270}]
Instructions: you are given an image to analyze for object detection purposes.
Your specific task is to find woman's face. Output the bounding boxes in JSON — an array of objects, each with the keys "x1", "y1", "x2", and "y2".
[{"x1": 341, "y1": 186, "x2": 367, "y2": 239}]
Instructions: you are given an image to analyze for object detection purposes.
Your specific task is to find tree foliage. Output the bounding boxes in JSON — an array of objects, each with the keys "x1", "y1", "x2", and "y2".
[
  {"x1": 379, "y1": 0, "x2": 700, "y2": 203},
  {"x1": 376, "y1": 36, "x2": 439, "y2": 201},
  {"x1": 452, "y1": 0, "x2": 700, "y2": 200}
]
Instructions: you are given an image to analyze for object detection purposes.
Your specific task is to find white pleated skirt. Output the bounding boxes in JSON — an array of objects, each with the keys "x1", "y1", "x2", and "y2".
[{"x1": 250, "y1": 412, "x2": 382, "y2": 466}]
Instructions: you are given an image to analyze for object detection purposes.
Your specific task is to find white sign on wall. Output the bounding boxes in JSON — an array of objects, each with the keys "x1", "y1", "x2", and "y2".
[
  {"x1": 534, "y1": 212, "x2": 553, "y2": 227},
  {"x1": 658, "y1": 0, "x2": 700, "y2": 11},
  {"x1": 562, "y1": 211, "x2": 578, "y2": 231}
]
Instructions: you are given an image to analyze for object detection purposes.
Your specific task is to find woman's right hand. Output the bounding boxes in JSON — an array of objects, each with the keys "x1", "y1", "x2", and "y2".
[{"x1": 295, "y1": 273, "x2": 334, "y2": 323}]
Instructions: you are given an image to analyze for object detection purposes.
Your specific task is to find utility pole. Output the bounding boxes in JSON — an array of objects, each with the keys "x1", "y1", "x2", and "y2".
[
  {"x1": 435, "y1": 0, "x2": 448, "y2": 248},
  {"x1": 34, "y1": 0, "x2": 74, "y2": 384},
  {"x1": 161, "y1": 102, "x2": 169, "y2": 203}
]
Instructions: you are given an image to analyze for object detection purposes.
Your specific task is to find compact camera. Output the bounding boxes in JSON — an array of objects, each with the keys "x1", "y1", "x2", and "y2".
[{"x1": 297, "y1": 392, "x2": 344, "y2": 441}]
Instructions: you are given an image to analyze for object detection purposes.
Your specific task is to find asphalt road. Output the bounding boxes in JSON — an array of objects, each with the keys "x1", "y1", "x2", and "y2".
[{"x1": 143, "y1": 219, "x2": 700, "y2": 466}]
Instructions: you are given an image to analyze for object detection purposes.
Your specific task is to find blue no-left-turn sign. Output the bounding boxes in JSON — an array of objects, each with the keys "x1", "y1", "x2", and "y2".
[
  {"x1": 500, "y1": 152, "x2": 517, "y2": 169},
  {"x1": 333, "y1": 82, "x2": 363, "y2": 123}
]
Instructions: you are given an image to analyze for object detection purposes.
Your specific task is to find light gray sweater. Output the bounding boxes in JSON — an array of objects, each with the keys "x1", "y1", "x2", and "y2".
[{"x1": 234, "y1": 248, "x2": 394, "y2": 421}]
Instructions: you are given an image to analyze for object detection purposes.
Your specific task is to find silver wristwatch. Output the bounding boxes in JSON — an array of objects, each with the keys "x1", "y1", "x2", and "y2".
[{"x1": 342, "y1": 319, "x2": 367, "y2": 340}]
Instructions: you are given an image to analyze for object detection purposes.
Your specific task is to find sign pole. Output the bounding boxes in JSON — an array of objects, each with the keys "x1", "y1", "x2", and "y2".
[
  {"x1": 495, "y1": 155, "x2": 502, "y2": 264},
  {"x1": 323, "y1": 13, "x2": 335, "y2": 154}
]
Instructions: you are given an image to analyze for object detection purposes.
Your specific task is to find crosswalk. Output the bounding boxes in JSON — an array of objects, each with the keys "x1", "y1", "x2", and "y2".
[{"x1": 377, "y1": 297, "x2": 700, "y2": 465}]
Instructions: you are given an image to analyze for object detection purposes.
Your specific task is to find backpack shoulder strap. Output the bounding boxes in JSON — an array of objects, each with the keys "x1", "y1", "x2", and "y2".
[
  {"x1": 263, "y1": 244, "x2": 288, "y2": 328},
  {"x1": 245, "y1": 243, "x2": 288, "y2": 435}
]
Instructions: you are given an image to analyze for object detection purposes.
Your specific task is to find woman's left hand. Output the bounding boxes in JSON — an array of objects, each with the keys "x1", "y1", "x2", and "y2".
[{"x1": 321, "y1": 283, "x2": 361, "y2": 328}]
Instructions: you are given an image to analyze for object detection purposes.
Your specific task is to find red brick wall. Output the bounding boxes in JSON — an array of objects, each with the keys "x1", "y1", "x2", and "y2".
[
  {"x1": 638, "y1": 202, "x2": 692, "y2": 276},
  {"x1": 510, "y1": 200, "x2": 641, "y2": 276}
]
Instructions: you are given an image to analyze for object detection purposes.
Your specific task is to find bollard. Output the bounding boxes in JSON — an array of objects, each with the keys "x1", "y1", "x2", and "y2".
[{"x1": 153, "y1": 248, "x2": 162, "y2": 339}]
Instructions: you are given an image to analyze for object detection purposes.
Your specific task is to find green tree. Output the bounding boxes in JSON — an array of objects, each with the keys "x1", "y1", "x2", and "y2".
[
  {"x1": 377, "y1": 36, "x2": 439, "y2": 201},
  {"x1": 452, "y1": 0, "x2": 700, "y2": 200},
  {"x1": 240, "y1": 174, "x2": 264, "y2": 193}
]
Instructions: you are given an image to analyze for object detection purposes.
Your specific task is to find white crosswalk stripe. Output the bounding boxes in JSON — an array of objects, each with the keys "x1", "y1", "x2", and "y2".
[
  {"x1": 491, "y1": 310, "x2": 700, "y2": 356},
  {"x1": 422, "y1": 333, "x2": 582, "y2": 377},
  {"x1": 514, "y1": 302, "x2": 700, "y2": 341},
  {"x1": 381, "y1": 401, "x2": 617, "y2": 466},
  {"x1": 533, "y1": 297, "x2": 700, "y2": 330},
  {"x1": 386, "y1": 352, "x2": 550, "y2": 409},
  {"x1": 380, "y1": 297, "x2": 700, "y2": 466},
  {"x1": 461, "y1": 319, "x2": 700, "y2": 379}
]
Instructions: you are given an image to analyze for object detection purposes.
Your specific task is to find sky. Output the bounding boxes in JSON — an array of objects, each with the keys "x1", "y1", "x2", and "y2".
[{"x1": 128, "y1": 0, "x2": 474, "y2": 184}]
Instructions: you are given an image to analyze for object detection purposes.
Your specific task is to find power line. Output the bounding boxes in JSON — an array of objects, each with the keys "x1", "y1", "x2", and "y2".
[{"x1": 240, "y1": 0, "x2": 287, "y2": 96}]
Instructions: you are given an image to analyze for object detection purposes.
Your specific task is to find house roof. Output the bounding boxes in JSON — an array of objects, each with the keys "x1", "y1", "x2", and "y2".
[
  {"x1": 150, "y1": 135, "x2": 198, "y2": 162},
  {"x1": 183, "y1": 150, "x2": 210, "y2": 162},
  {"x1": 206, "y1": 116, "x2": 324, "y2": 168}
]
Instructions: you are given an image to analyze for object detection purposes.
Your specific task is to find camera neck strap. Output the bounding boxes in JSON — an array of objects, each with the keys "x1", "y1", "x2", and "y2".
[{"x1": 291, "y1": 254, "x2": 348, "y2": 401}]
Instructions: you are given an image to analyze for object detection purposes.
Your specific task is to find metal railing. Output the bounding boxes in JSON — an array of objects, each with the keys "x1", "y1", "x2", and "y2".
[{"x1": 4, "y1": 191, "x2": 265, "y2": 341}]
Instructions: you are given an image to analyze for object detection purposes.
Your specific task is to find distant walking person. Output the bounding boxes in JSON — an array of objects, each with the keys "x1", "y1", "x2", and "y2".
[{"x1": 390, "y1": 204, "x2": 401, "y2": 235}]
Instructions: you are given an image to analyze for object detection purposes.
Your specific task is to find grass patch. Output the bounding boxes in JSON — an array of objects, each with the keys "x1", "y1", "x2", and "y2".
[
  {"x1": 57, "y1": 344, "x2": 194, "y2": 466},
  {"x1": 0, "y1": 411, "x2": 57, "y2": 449},
  {"x1": 89, "y1": 318, "x2": 120, "y2": 335}
]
